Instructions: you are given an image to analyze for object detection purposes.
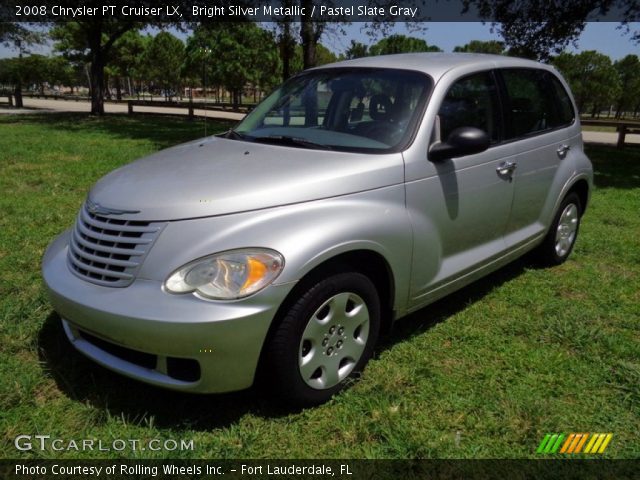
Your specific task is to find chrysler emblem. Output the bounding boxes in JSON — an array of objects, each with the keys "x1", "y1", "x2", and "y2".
[{"x1": 86, "y1": 199, "x2": 140, "y2": 216}]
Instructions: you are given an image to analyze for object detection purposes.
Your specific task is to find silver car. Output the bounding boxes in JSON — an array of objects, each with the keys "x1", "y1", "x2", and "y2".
[{"x1": 42, "y1": 53, "x2": 593, "y2": 405}]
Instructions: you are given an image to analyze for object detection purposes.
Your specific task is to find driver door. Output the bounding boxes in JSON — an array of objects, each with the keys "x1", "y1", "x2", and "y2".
[{"x1": 406, "y1": 71, "x2": 516, "y2": 306}]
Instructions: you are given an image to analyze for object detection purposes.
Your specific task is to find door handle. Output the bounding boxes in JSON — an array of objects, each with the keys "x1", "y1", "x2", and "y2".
[
  {"x1": 496, "y1": 161, "x2": 517, "y2": 176},
  {"x1": 557, "y1": 144, "x2": 570, "y2": 159}
]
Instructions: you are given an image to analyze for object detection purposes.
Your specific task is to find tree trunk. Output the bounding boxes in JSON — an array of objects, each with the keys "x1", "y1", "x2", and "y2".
[
  {"x1": 300, "y1": 7, "x2": 316, "y2": 69},
  {"x1": 115, "y1": 76, "x2": 122, "y2": 101},
  {"x1": 89, "y1": 49, "x2": 106, "y2": 115},
  {"x1": 13, "y1": 82, "x2": 23, "y2": 108},
  {"x1": 280, "y1": 18, "x2": 295, "y2": 82},
  {"x1": 104, "y1": 72, "x2": 112, "y2": 100}
]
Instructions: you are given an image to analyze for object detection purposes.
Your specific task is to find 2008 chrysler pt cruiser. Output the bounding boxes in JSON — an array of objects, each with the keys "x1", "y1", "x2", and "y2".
[{"x1": 43, "y1": 53, "x2": 593, "y2": 405}]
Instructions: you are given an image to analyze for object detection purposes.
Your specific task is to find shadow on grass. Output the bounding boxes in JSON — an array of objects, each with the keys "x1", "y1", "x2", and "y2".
[
  {"x1": 37, "y1": 255, "x2": 536, "y2": 431},
  {"x1": 0, "y1": 112, "x2": 234, "y2": 150},
  {"x1": 37, "y1": 312, "x2": 292, "y2": 430},
  {"x1": 380, "y1": 254, "x2": 533, "y2": 350},
  {"x1": 585, "y1": 144, "x2": 640, "y2": 190}
]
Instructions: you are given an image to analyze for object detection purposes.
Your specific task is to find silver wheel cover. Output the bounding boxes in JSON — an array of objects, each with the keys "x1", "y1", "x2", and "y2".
[
  {"x1": 298, "y1": 292, "x2": 370, "y2": 390},
  {"x1": 555, "y1": 203, "x2": 579, "y2": 258}
]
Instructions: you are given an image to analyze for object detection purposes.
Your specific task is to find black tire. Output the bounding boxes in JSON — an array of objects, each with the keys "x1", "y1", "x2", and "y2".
[
  {"x1": 535, "y1": 192, "x2": 582, "y2": 266},
  {"x1": 262, "y1": 271, "x2": 381, "y2": 407}
]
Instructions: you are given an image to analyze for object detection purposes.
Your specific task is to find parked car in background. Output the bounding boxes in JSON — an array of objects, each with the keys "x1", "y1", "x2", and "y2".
[{"x1": 43, "y1": 53, "x2": 592, "y2": 406}]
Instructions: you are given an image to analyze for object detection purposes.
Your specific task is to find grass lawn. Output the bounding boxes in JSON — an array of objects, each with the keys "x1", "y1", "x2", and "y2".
[
  {"x1": 581, "y1": 125, "x2": 618, "y2": 133},
  {"x1": 0, "y1": 113, "x2": 638, "y2": 459}
]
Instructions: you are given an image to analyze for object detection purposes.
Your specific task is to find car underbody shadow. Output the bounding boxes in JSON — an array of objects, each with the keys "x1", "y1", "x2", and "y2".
[
  {"x1": 379, "y1": 253, "x2": 537, "y2": 352},
  {"x1": 36, "y1": 312, "x2": 297, "y2": 430}
]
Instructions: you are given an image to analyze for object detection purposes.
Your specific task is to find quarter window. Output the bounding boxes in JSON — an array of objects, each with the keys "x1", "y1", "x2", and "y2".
[
  {"x1": 437, "y1": 72, "x2": 501, "y2": 143},
  {"x1": 547, "y1": 74, "x2": 575, "y2": 126}
]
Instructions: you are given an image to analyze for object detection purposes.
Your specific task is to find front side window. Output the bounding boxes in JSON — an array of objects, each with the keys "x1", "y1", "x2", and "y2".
[
  {"x1": 437, "y1": 71, "x2": 502, "y2": 143},
  {"x1": 233, "y1": 68, "x2": 432, "y2": 152}
]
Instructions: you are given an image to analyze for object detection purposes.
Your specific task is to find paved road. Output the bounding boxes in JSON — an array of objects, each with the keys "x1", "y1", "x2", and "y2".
[
  {"x1": 582, "y1": 130, "x2": 640, "y2": 145},
  {"x1": 2, "y1": 98, "x2": 639, "y2": 145}
]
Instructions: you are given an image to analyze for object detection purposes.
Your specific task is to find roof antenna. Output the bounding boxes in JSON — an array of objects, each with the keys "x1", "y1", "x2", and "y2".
[{"x1": 202, "y1": 47, "x2": 211, "y2": 137}]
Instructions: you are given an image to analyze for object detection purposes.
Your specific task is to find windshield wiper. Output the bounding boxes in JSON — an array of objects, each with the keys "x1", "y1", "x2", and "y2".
[
  {"x1": 252, "y1": 135, "x2": 332, "y2": 150},
  {"x1": 221, "y1": 129, "x2": 248, "y2": 140}
]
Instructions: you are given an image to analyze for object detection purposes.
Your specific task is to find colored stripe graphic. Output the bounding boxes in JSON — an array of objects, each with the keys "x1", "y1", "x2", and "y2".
[
  {"x1": 575, "y1": 433, "x2": 589, "y2": 453},
  {"x1": 598, "y1": 433, "x2": 613, "y2": 453},
  {"x1": 560, "y1": 434, "x2": 575, "y2": 453},
  {"x1": 538, "y1": 433, "x2": 612, "y2": 454},
  {"x1": 536, "y1": 434, "x2": 552, "y2": 454},
  {"x1": 537, "y1": 434, "x2": 566, "y2": 453}
]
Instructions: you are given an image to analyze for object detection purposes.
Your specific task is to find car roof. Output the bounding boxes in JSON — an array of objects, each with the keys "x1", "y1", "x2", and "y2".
[{"x1": 312, "y1": 53, "x2": 553, "y2": 80}]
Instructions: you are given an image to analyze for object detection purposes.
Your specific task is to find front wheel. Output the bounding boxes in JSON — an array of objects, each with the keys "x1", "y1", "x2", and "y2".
[
  {"x1": 263, "y1": 271, "x2": 381, "y2": 406},
  {"x1": 535, "y1": 192, "x2": 582, "y2": 266}
]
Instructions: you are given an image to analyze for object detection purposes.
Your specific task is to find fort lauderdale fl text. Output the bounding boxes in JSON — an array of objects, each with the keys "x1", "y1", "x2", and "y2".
[{"x1": 15, "y1": 463, "x2": 353, "y2": 477}]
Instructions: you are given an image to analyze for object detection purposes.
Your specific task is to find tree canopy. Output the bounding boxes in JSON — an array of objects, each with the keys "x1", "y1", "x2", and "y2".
[
  {"x1": 553, "y1": 51, "x2": 622, "y2": 116},
  {"x1": 369, "y1": 35, "x2": 441, "y2": 56},
  {"x1": 453, "y1": 40, "x2": 506, "y2": 55}
]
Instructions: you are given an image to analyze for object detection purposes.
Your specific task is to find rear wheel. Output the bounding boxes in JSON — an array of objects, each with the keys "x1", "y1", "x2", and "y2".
[
  {"x1": 536, "y1": 192, "x2": 582, "y2": 265},
  {"x1": 263, "y1": 271, "x2": 380, "y2": 406}
]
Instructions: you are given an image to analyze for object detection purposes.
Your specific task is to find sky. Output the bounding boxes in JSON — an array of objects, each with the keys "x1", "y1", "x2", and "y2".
[{"x1": 1, "y1": 22, "x2": 639, "y2": 60}]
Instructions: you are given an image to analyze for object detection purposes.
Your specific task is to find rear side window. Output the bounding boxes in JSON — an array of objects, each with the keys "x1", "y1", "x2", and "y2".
[
  {"x1": 437, "y1": 71, "x2": 501, "y2": 143},
  {"x1": 501, "y1": 68, "x2": 574, "y2": 139},
  {"x1": 547, "y1": 74, "x2": 575, "y2": 126}
]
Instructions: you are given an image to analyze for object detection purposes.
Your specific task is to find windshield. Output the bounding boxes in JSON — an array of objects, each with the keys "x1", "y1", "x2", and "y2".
[{"x1": 233, "y1": 68, "x2": 432, "y2": 153}]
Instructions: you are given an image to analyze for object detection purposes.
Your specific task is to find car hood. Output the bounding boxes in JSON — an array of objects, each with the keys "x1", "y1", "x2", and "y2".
[{"x1": 88, "y1": 136, "x2": 404, "y2": 221}]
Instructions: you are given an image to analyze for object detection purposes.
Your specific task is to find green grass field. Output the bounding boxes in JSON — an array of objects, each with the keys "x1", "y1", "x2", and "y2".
[{"x1": 1, "y1": 113, "x2": 638, "y2": 459}]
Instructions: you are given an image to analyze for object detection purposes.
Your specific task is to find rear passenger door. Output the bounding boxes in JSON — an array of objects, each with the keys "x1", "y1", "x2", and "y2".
[{"x1": 498, "y1": 68, "x2": 576, "y2": 248}]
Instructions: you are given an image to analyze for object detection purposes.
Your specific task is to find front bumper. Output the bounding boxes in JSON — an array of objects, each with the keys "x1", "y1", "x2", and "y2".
[{"x1": 42, "y1": 230, "x2": 293, "y2": 393}]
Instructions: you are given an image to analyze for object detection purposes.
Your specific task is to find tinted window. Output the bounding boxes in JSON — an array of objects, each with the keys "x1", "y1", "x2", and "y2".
[
  {"x1": 437, "y1": 72, "x2": 501, "y2": 143},
  {"x1": 547, "y1": 74, "x2": 575, "y2": 126},
  {"x1": 501, "y1": 69, "x2": 569, "y2": 139}
]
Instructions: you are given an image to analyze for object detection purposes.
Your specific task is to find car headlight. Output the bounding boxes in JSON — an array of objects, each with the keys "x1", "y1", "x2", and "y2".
[{"x1": 165, "y1": 249, "x2": 284, "y2": 300}]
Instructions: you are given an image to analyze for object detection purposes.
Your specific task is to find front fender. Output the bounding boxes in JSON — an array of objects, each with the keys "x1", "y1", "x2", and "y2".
[{"x1": 138, "y1": 184, "x2": 413, "y2": 315}]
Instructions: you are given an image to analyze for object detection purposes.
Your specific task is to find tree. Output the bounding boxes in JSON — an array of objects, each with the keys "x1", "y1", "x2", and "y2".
[
  {"x1": 20, "y1": 54, "x2": 50, "y2": 94},
  {"x1": 184, "y1": 24, "x2": 280, "y2": 107},
  {"x1": 0, "y1": 23, "x2": 44, "y2": 107},
  {"x1": 106, "y1": 30, "x2": 146, "y2": 100},
  {"x1": 369, "y1": 35, "x2": 441, "y2": 56},
  {"x1": 464, "y1": 0, "x2": 640, "y2": 60},
  {"x1": 0, "y1": 54, "x2": 74, "y2": 96},
  {"x1": 453, "y1": 40, "x2": 505, "y2": 54},
  {"x1": 613, "y1": 55, "x2": 640, "y2": 118},
  {"x1": 51, "y1": 20, "x2": 142, "y2": 114},
  {"x1": 142, "y1": 31, "x2": 184, "y2": 100},
  {"x1": 300, "y1": 0, "x2": 325, "y2": 70},
  {"x1": 345, "y1": 40, "x2": 369, "y2": 59},
  {"x1": 47, "y1": 56, "x2": 76, "y2": 92},
  {"x1": 553, "y1": 51, "x2": 621, "y2": 117}
]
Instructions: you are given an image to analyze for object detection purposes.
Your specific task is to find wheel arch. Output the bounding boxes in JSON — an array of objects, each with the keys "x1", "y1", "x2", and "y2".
[
  {"x1": 254, "y1": 249, "x2": 396, "y2": 384},
  {"x1": 567, "y1": 178, "x2": 590, "y2": 215}
]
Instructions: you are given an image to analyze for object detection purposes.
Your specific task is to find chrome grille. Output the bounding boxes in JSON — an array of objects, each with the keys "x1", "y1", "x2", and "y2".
[{"x1": 67, "y1": 204, "x2": 164, "y2": 287}]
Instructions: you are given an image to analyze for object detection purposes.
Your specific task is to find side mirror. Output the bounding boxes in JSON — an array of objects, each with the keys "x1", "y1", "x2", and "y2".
[{"x1": 429, "y1": 127, "x2": 490, "y2": 162}]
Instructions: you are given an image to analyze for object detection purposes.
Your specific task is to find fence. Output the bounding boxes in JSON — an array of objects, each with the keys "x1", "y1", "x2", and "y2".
[
  {"x1": 581, "y1": 119, "x2": 640, "y2": 148},
  {"x1": 126, "y1": 100, "x2": 252, "y2": 117}
]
